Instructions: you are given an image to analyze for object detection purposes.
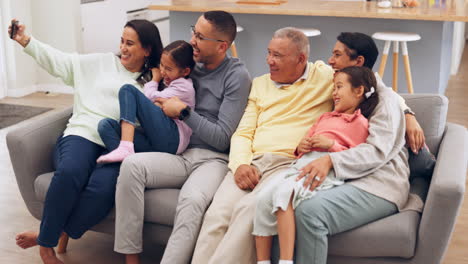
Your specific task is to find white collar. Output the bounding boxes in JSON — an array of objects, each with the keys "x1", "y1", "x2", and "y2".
[{"x1": 272, "y1": 63, "x2": 310, "y2": 89}]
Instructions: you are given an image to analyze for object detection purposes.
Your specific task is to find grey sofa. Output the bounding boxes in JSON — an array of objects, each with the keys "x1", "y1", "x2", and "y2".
[{"x1": 7, "y1": 94, "x2": 468, "y2": 263}]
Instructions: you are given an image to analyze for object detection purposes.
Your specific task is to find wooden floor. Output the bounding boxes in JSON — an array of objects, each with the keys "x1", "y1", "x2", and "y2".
[{"x1": 0, "y1": 47, "x2": 467, "y2": 263}]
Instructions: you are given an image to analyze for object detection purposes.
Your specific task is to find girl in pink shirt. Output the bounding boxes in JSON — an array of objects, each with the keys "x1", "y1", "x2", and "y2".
[
  {"x1": 97, "y1": 40, "x2": 195, "y2": 164},
  {"x1": 253, "y1": 66, "x2": 379, "y2": 264}
]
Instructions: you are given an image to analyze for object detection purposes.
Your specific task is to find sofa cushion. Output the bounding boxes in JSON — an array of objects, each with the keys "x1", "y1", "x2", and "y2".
[
  {"x1": 328, "y1": 210, "x2": 420, "y2": 258},
  {"x1": 35, "y1": 172, "x2": 180, "y2": 226},
  {"x1": 401, "y1": 94, "x2": 448, "y2": 155}
]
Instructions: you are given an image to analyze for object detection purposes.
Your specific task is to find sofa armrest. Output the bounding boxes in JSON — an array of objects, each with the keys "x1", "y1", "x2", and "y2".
[
  {"x1": 413, "y1": 122, "x2": 467, "y2": 263},
  {"x1": 401, "y1": 93, "x2": 448, "y2": 155},
  {"x1": 6, "y1": 106, "x2": 72, "y2": 219}
]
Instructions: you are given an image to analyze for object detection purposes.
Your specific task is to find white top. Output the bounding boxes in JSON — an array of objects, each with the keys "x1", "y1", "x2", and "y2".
[
  {"x1": 297, "y1": 28, "x2": 321, "y2": 37},
  {"x1": 24, "y1": 37, "x2": 143, "y2": 146},
  {"x1": 372, "y1": 32, "x2": 421, "y2": 42}
]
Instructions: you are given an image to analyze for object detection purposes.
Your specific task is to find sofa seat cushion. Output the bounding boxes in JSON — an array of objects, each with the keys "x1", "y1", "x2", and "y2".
[
  {"x1": 328, "y1": 210, "x2": 420, "y2": 258},
  {"x1": 35, "y1": 172, "x2": 180, "y2": 226}
]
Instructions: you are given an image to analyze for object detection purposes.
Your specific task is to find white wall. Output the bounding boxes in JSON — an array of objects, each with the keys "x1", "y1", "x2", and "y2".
[
  {"x1": 3, "y1": 0, "x2": 170, "y2": 98},
  {"x1": 81, "y1": 0, "x2": 170, "y2": 54},
  {"x1": 30, "y1": 0, "x2": 82, "y2": 92},
  {"x1": 7, "y1": 0, "x2": 37, "y2": 97},
  {"x1": 5, "y1": 0, "x2": 81, "y2": 96}
]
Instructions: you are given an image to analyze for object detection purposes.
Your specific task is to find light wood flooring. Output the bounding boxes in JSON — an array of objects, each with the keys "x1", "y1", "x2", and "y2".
[{"x1": 0, "y1": 47, "x2": 467, "y2": 263}]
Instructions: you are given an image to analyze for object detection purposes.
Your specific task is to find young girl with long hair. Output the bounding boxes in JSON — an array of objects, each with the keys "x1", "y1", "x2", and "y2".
[
  {"x1": 97, "y1": 40, "x2": 196, "y2": 163},
  {"x1": 253, "y1": 66, "x2": 379, "y2": 264}
]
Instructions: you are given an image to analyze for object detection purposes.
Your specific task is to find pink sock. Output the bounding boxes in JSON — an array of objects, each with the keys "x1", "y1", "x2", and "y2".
[{"x1": 97, "y1": 141, "x2": 135, "y2": 164}]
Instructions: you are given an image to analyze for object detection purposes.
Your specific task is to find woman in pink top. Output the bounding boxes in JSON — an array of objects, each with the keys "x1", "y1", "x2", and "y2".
[
  {"x1": 97, "y1": 40, "x2": 196, "y2": 163},
  {"x1": 253, "y1": 66, "x2": 379, "y2": 264}
]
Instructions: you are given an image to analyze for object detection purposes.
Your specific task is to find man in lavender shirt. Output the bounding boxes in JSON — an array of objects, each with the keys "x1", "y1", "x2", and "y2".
[{"x1": 113, "y1": 11, "x2": 251, "y2": 264}]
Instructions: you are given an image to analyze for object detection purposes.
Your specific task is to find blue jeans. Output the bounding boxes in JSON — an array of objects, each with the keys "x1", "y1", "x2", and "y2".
[
  {"x1": 270, "y1": 184, "x2": 397, "y2": 264},
  {"x1": 38, "y1": 135, "x2": 120, "y2": 247},
  {"x1": 98, "y1": 84, "x2": 179, "y2": 154}
]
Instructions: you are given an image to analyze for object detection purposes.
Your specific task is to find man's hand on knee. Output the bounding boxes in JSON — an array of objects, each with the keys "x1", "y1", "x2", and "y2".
[{"x1": 234, "y1": 165, "x2": 260, "y2": 190}]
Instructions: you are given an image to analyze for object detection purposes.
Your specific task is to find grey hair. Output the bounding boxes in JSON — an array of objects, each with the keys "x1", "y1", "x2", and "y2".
[{"x1": 273, "y1": 27, "x2": 310, "y2": 58}]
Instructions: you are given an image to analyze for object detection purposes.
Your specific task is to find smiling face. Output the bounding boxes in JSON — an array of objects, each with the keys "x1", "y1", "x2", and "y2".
[
  {"x1": 189, "y1": 16, "x2": 226, "y2": 66},
  {"x1": 160, "y1": 52, "x2": 190, "y2": 85},
  {"x1": 328, "y1": 41, "x2": 361, "y2": 71},
  {"x1": 266, "y1": 37, "x2": 305, "y2": 84},
  {"x1": 120, "y1": 26, "x2": 150, "y2": 72},
  {"x1": 332, "y1": 72, "x2": 364, "y2": 114}
]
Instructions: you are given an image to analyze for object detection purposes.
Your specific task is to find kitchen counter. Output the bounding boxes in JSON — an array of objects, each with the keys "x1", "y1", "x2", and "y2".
[
  {"x1": 149, "y1": 0, "x2": 468, "y2": 93},
  {"x1": 149, "y1": 0, "x2": 468, "y2": 22}
]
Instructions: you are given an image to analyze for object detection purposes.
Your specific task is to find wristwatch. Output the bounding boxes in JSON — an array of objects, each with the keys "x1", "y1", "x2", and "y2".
[
  {"x1": 404, "y1": 109, "x2": 416, "y2": 116},
  {"x1": 178, "y1": 106, "x2": 191, "y2": 120}
]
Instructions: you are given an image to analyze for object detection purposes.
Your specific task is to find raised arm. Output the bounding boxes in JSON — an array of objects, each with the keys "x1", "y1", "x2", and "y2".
[{"x1": 10, "y1": 20, "x2": 75, "y2": 87}]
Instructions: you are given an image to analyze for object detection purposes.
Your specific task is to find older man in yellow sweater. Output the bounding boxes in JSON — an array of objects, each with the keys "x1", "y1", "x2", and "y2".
[{"x1": 192, "y1": 27, "x2": 334, "y2": 264}]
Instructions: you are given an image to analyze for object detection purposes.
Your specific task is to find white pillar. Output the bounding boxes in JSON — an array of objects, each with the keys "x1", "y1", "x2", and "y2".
[{"x1": 0, "y1": 0, "x2": 17, "y2": 99}]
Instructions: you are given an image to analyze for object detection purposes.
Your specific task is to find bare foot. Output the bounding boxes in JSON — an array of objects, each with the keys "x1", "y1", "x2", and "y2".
[
  {"x1": 39, "y1": 246, "x2": 64, "y2": 264},
  {"x1": 16, "y1": 231, "x2": 38, "y2": 249}
]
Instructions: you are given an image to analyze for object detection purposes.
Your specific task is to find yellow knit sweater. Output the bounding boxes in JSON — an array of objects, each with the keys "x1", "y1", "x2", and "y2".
[{"x1": 228, "y1": 61, "x2": 334, "y2": 173}]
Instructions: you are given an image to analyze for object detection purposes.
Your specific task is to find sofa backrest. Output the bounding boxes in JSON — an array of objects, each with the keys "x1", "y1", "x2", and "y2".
[{"x1": 401, "y1": 94, "x2": 448, "y2": 155}]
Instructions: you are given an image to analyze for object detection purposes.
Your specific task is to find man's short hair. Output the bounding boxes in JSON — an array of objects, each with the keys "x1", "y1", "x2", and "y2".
[
  {"x1": 203, "y1": 10, "x2": 237, "y2": 45},
  {"x1": 337, "y1": 32, "x2": 379, "y2": 69},
  {"x1": 273, "y1": 27, "x2": 310, "y2": 59}
]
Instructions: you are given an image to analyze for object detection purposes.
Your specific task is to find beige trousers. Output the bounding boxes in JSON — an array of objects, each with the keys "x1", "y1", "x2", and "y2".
[{"x1": 192, "y1": 153, "x2": 294, "y2": 264}]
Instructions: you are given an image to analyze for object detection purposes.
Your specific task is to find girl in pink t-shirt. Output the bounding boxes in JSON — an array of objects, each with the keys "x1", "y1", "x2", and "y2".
[
  {"x1": 97, "y1": 40, "x2": 195, "y2": 164},
  {"x1": 253, "y1": 66, "x2": 379, "y2": 264}
]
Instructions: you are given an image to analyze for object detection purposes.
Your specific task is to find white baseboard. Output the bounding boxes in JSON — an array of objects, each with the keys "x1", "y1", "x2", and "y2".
[
  {"x1": 6, "y1": 85, "x2": 37, "y2": 98},
  {"x1": 37, "y1": 84, "x2": 74, "y2": 94},
  {"x1": 6, "y1": 83, "x2": 74, "y2": 98}
]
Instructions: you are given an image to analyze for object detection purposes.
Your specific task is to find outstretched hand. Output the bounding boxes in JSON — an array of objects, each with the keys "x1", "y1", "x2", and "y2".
[{"x1": 8, "y1": 19, "x2": 30, "y2": 47}]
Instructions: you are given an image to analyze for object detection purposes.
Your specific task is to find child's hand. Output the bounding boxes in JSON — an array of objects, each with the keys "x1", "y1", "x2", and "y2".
[
  {"x1": 151, "y1": 68, "x2": 162, "y2": 82},
  {"x1": 297, "y1": 136, "x2": 313, "y2": 154},
  {"x1": 309, "y1": 135, "x2": 334, "y2": 150}
]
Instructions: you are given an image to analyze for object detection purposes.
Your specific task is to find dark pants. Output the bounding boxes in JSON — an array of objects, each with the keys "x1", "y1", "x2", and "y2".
[
  {"x1": 98, "y1": 84, "x2": 179, "y2": 154},
  {"x1": 37, "y1": 135, "x2": 120, "y2": 247}
]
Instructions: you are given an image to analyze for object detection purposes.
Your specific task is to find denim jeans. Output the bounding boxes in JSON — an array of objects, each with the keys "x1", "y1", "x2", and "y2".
[
  {"x1": 98, "y1": 84, "x2": 179, "y2": 154},
  {"x1": 38, "y1": 135, "x2": 121, "y2": 247}
]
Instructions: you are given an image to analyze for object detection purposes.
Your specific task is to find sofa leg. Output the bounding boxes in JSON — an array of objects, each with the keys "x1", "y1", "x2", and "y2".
[{"x1": 57, "y1": 233, "x2": 69, "y2": 253}]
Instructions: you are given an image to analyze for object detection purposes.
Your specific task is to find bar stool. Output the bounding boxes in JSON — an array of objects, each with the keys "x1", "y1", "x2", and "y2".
[
  {"x1": 230, "y1": 26, "x2": 244, "y2": 58},
  {"x1": 372, "y1": 32, "x2": 421, "y2": 93},
  {"x1": 297, "y1": 28, "x2": 321, "y2": 38}
]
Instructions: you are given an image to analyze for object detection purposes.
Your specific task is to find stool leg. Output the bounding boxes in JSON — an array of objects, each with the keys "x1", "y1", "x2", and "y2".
[
  {"x1": 378, "y1": 41, "x2": 391, "y2": 78},
  {"x1": 392, "y1": 41, "x2": 399, "y2": 92},
  {"x1": 401, "y1": 42, "x2": 414, "y2": 94},
  {"x1": 57, "y1": 233, "x2": 69, "y2": 253},
  {"x1": 231, "y1": 41, "x2": 238, "y2": 58}
]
